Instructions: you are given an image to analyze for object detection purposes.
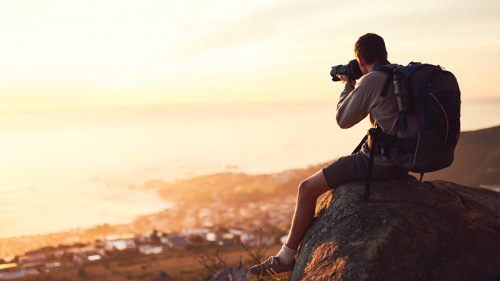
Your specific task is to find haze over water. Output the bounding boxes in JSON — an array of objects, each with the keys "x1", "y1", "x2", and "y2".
[
  {"x1": 0, "y1": 100, "x2": 498, "y2": 238},
  {"x1": 1, "y1": 0, "x2": 499, "y2": 240}
]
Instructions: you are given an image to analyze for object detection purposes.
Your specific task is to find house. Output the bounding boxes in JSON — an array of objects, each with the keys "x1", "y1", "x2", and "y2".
[
  {"x1": 0, "y1": 269, "x2": 39, "y2": 280},
  {"x1": 73, "y1": 250, "x2": 103, "y2": 265},
  {"x1": 105, "y1": 233, "x2": 137, "y2": 254},
  {"x1": 18, "y1": 254, "x2": 46, "y2": 269},
  {"x1": 165, "y1": 236, "x2": 187, "y2": 251},
  {"x1": 104, "y1": 240, "x2": 137, "y2": 254},
  {"x1": 40, "y1": 262, "x2": 71, "y2": 273},
  {"x1": 138, "y1": 245, "x2": 164, "y2": 255},
  {"x1": 0, "y1": 263, "x2": 18, "y2": 272},
  {"x1": 135, "y1": 233, "x2": 151, "y2": 244}
]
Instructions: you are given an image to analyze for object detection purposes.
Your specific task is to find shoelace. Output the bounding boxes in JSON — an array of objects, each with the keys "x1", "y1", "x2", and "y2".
[{"x1": 264, "y1": 256, "x2": 279, "y2": 267}]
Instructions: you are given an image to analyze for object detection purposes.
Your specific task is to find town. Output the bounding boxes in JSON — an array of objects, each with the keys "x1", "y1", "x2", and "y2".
[
  {"x1": 0, "y1": 170, "x2": 306, "y2": 280},
  {"x1": 2, "y1": 159, "x2": 498, "y2": 280}
]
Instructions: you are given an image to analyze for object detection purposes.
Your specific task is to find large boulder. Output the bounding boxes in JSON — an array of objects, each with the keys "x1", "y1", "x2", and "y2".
[{"x1": 292, "y1": 177, "x2": 500, "y2": 281}]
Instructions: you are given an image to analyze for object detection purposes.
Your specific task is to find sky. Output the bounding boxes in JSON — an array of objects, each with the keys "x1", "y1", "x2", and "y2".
[{"x1": 0, "y1": 0, "x2": 499, "y2": 107}]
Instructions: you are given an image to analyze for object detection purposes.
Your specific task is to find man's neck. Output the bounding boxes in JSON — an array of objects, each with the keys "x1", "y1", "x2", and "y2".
[{"x1": 371, "y1": 59, "x2": 391, "y2": 72}]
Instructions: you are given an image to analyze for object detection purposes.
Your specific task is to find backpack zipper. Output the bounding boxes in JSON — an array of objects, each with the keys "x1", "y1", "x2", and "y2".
[
  {"x1": 412, "y1": 133, "x2": 421, "y2": 169},
  {"x1": 429, "y1": 92, "x2": 449, "y2": 143}
]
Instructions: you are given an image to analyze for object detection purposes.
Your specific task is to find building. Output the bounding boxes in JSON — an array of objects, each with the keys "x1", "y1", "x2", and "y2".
[
  {"x1": 18, "y1": 254, "x2": 46, "y2": 269},
  {"x1": 0, "y1": 263, "x2": 18, "y2": 273},
  {"x1": 138, "y1": 245, "x2": 164, "y2": 255},
  {"x1": 40, "y1": 262, "x2": 71, "y2": 273},
  {"x1": 0, "y1": 269, "x2": 39, "y2": 280},
  {"x1": 165, "y1": 236, "x2": 187, "y2": 251},
  {"x1": 73, "y1": 250, "x2": 103, "y2": 266},
  {"x1": 104, "y1": 240, "x2": 137, "y2": 254},
  {"x1": 104, "y1": 233, "x2": 137, "y2": 254},
  {"x1": 135, "y1": 233, "x2": 151, "y2": 244}
]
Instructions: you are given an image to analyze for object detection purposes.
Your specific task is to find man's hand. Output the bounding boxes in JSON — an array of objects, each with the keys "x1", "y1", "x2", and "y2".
[{"x1": 337, "y1": 74, "x2": 356, "y2": 86}]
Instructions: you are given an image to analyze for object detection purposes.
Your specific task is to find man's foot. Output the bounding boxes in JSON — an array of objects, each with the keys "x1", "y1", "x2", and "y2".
[{"x1": 249, "y1": 256, "x2": 295, "y2": 279}]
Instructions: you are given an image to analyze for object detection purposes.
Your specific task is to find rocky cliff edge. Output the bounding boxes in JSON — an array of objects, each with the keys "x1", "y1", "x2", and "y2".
[{"x1": 292, "y1": 177, "x2": 500, "y2": 281}]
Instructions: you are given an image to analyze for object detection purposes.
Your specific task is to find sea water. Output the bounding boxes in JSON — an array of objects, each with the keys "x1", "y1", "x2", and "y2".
[{"x1": 0, "y1": 100, "x2": 498, "y2": 238}]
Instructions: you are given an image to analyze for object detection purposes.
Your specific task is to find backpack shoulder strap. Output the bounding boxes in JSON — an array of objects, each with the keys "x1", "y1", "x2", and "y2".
[{"x1": 374, "y1": 66, "x2": 393, "y2": 97}]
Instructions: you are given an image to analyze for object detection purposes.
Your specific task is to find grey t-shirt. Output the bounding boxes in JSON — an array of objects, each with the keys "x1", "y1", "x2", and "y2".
[{"x1": 336, "y1": 64, "x2": 400, "y2": 166}]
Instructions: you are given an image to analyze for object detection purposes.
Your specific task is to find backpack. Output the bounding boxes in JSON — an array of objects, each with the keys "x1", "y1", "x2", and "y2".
[{"x1": 355, "y1": 62, "x2": 461, "y2": 201}]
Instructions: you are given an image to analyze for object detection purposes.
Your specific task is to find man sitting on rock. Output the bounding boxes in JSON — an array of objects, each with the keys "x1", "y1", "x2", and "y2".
[{"x1": 249, "y1": 33, "x2": 407, "y2": 279}]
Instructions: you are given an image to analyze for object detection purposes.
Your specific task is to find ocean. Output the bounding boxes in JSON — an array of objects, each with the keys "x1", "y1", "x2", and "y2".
[{"x1": 0, "y1": 100, "x2": 498, "y2": 238}]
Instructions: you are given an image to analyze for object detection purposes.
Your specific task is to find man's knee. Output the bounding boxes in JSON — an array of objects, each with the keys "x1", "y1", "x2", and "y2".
[
  {"x1": 298, "y1": 179, "x2": 310, "y2": 196},
  {"x1": 298, "y1": 177, "x2": 328, "y2": 200}
]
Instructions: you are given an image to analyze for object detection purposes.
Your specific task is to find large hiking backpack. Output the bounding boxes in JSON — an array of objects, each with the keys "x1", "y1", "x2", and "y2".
[{"x1": 357, "y1": 62, "x2": 461, "y2": 201}]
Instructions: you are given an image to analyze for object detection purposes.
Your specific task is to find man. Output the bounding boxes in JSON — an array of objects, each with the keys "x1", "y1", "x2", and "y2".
[{"x1": 249, "y1": 33, "x2": 406, "y2": 279}]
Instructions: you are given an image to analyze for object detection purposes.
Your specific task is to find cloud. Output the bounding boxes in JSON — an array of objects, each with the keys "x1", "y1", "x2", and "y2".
[
  {"x1": 165, "y1": 0, "x2": 343, "y2": 58},
  {"x1": 166, "y1": 0, "x2": 499, "y2": 60}
]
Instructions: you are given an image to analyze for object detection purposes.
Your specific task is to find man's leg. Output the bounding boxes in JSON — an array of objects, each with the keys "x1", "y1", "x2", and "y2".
[
  {"x1": 248, "y1": 169, "x2": 331, "y2": 278},
  {"x1": 283, "y1": 152, "x2": 405, "y2": 253},
  {"x1": 285, "y1": 169, "x2": 331, "y2": 250},
  {"x1": 249, "y1": 154, "x2": 356, "y2": 279},
  {"x1": 283, "y1": 152, "x2": 365, "y2": 254},
  {"x1": 249, "y1": 152, "x2": 405, "y2": 278}
]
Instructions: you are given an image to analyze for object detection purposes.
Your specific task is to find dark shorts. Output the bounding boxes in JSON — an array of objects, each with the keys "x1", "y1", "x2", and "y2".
[{"x1": 322, "y1": 151, "x2": 406, "y2": 189}]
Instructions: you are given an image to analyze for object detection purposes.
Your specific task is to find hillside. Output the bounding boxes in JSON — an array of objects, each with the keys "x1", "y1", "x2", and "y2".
[{"x1": 147, "y1": 125, "x2": 500, "y2": 206}]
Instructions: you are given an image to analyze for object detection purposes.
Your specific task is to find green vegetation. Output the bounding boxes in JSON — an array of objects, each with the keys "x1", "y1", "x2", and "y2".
[{"x1": 144, "y1": 163, "x2": 325, "y2": 206}]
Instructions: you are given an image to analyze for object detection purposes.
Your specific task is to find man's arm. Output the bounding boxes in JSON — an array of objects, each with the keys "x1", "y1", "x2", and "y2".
[{"x1": 336, "y1": 73, "x2": 380, "y2": 129}]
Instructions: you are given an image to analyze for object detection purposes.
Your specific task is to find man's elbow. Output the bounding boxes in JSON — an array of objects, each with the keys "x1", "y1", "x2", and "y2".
[{"x1": 336, "y1": 115, "x2": 352, "y2": 129}]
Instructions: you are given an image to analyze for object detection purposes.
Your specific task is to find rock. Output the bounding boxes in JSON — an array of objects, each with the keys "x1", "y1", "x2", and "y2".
[{"x1": 292, "y1": 177, "x2": 500, "y2": 281}]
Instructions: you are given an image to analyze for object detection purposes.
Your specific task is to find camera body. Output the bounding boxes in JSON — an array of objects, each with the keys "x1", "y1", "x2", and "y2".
[{"x1": 330, "y1": 59, "x2": 363, "y2": 82}]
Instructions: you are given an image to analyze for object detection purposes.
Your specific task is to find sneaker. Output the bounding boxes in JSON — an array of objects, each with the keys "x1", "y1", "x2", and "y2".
[{"x1": 249, "y1": 256, "x2": 295, "y2": 279}]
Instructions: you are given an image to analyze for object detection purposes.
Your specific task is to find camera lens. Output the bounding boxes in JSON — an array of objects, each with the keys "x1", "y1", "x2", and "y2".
[{"x1": 330, "y1": 64, "x2": 348, "y2": 81}]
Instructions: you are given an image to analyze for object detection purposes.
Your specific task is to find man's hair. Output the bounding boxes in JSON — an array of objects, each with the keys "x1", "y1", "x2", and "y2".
[{"x1": 354, "y1": 33, "x2": 387, "y2": 65}]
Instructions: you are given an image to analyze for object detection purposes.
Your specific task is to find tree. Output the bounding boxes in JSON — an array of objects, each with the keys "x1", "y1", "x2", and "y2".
[
  {"x1": 151, "y1": 229, "x2": 161, "y2": 245},
  {"x1": 188, "y1": 234, "x2": 204, "y2": 247}
]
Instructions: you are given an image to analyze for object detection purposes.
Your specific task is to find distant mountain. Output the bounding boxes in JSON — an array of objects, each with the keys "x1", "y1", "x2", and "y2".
[{"x1": 414, "y1": 125, "x2": 500, "y2": 187}]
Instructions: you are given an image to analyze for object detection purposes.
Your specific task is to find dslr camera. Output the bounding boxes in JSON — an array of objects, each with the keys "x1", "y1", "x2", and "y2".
[{"x1": 330, "y1": 59, "x2": 363, "y2": 82}]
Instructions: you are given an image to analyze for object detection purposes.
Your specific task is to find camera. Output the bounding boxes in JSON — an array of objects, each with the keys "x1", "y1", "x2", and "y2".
[{"x1": 330, "y1": 59, "x2": 363, "y2": 82}]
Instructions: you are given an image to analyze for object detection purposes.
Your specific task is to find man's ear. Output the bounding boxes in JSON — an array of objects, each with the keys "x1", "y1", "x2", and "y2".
[{"x1": 357, "y1": 57, "x2": 365, "y2": 67}]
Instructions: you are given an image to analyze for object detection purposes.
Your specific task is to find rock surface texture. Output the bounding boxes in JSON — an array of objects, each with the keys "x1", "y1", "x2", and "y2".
[{"x1": 292, "y1": 177, "x2": 500, "y2": 281}]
